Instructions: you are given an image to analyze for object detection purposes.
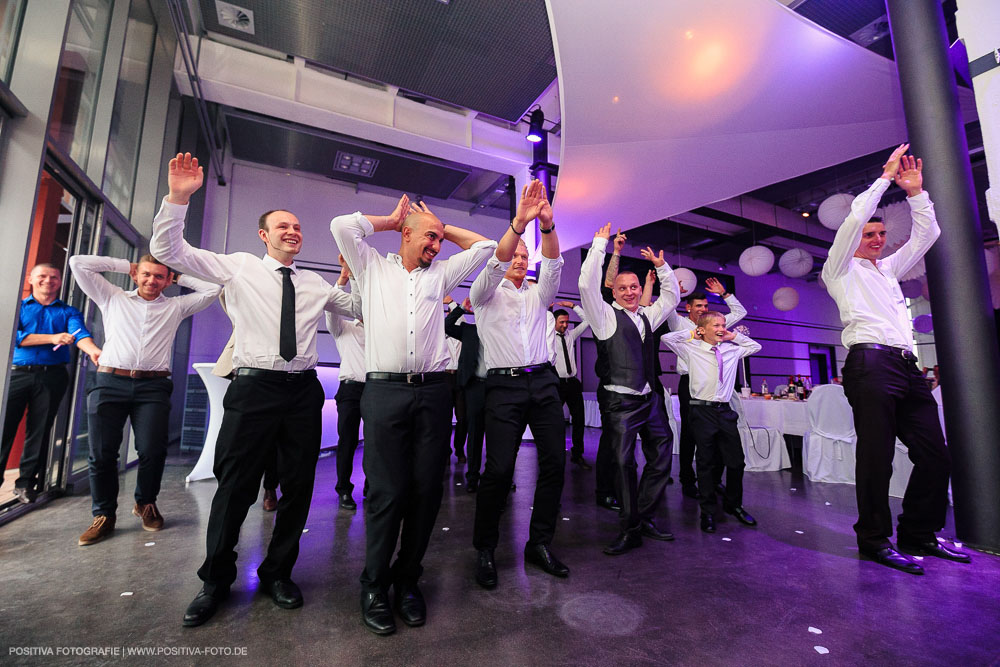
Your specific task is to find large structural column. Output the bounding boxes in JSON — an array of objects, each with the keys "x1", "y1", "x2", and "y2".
[{"x1": 886, "y1": 0, "x2": 1000, "y2": 551}]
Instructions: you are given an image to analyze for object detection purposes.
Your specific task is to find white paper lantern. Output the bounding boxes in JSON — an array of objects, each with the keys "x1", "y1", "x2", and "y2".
[
  {"x1": 673, "y1": 267, "x2": 697, "y2": 297},
  {"x1": 882, "y1": 201, "x2": 913, "y2": 250},
  {"x1": 778, "y1": 248, "x2": 813, "y2": 278},
  {"x1": 818, "y1": 193, "x2": 854, "y2": 230},
  {"x1": 900, "y1": 279, "x2": 923, "y2": 299},
  {"x1": 739, "y1": 246, "x2": 774, "y2": 277},
  {"x1": 772, "y1": 286, "x2": 799, "y2": 311},
  {"x1": 913, "y1": 313, "x2": 933, "y2": 334}
]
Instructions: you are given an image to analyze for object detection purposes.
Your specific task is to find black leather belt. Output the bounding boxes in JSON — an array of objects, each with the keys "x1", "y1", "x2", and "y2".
[
  {"x1": 850, "y1": 343, "x2": 918, "y2": 362},
  {"x1": 339, "y1": 379, "x2": 365, "y2": 386},
  {"x1": 235, "y1": 368, "x2": 317, "y2": 380},
  {"x1": 689, "y1": 399, "x2": 727, "y2": 408},
  {"x1": 487, "y1": 363, "x2": 553, "y2": 377},
  {"x1": 98, "y1": 366, "x2": 171, "y2": 379},
  {"x1": 366, "y1": 371, "x2": 448, "y2": 384},
  {"x1": 10, "y1": 364, "x2": 63, "y2": 373}
]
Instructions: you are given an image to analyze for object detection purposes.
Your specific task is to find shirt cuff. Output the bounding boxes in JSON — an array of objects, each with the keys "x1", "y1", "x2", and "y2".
[
  {"x1": 471, "y1": 239, "x2": 499, "y2": 251},
  {"x1": 159, "y1": 197, "x2": 189, "y2": 218},
  {"x1": 592, "y1": 237, "x2": 609, "y2": 252},
  {"x1": 487, "y1": 253, "x2": 511, "y2": 273},
  {"x1": 732, "y1": 333, "x2": 749, "y2": 345},
  {"x1": 906, "y1": 191, "x2": 930, "y2": 207},
  {"x1": 539, "y1": 254, "x2": 565, "y2": 270}
]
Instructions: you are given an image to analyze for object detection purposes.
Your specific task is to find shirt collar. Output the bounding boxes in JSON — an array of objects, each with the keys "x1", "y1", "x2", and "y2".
[
  {"x1": 853, "y1": 256, "x2": 884, "y2": 271},
  {"x1": 125, "y1": 289, "x2": 166, "y2": 303},
  {"x1": 24, "y1": 294, "x2": 64, "y2": 307},
  {"x1": 612, "y1": 301, "x2": 642, "y2": 317},
  {"x1": 387, "y1": 252, "x2": 425, "y2": 273},
  {"x1": 262, "y1": 254, "x2": 298, "y2": 274},
  {"x1": 697, "y1": 339, "x2": 718, "y2": 351},
  {"x1": 500, "y1": 278, "x2": 529, "y2": 293}
]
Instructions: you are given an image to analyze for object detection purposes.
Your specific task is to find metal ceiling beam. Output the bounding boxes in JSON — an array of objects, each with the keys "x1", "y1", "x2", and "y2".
[{"x1": 165, "y1": 0, "x2": 227, "y2": 185}]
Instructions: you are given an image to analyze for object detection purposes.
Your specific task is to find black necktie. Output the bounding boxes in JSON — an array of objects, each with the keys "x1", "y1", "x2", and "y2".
[
  {"x1": 278, "y1": 267, "x2": 296, "y2": 362},
  {"x1": 559, "y1": 333, "x2": 573, "y2": 377}
]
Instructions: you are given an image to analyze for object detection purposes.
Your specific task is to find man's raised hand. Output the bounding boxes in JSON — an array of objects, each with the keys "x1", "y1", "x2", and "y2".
[
  {"x1": 462, "y1": 297, "x2": 473, "y2": 313},
  {"x1": 613, "y1": 229, "x2": 626, "y2": 254},
  {"x1": 389, "y1": 194, "x2": 411, "y2": 231},
  {"x1": 166, "y1": 153, "x2": 204, "y2": 205},
  {"x1": 640, "y1": 246, "x2": 666, "y2": 267},
  {"x1": 705, "y1": 277, "x2": 726, "y2": 295},
  {"x1": 894, "y1": 154, "x2": 923, "y2": 197},
  {"x1": 514, "y1": 180, "x2": 547, "y2": 232},
  {"x1": 880, "y1": 143, "x2": 909, "y2": 181},
  {"x1": 596, "y1": 222, "x2": 612, "y2": 240},
  {"x1": 720, "y1": 329, "x2": 737, "y2": 342}
]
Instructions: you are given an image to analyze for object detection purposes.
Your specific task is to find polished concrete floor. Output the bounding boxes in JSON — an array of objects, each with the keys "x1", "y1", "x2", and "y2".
[{"x1": 1, "y1": 427, "x2": 998, "y2": 666}]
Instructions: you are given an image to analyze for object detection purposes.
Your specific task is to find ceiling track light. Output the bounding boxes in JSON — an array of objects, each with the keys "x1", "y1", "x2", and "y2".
[{"x1": 526, "y1": 108, "x2": 544, "y2": 143}]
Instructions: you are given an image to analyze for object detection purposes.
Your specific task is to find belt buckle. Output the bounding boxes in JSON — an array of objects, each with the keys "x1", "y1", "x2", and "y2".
[
  {"x1": 406, "y1": 372, "x2": 423, "y2": 384},
  {"x1": 129, "y1": 369, "x2": 138, "y2": 378}
]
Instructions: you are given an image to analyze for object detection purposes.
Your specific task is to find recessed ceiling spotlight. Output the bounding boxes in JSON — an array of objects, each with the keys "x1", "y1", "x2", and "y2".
[
  {"x1": 333, "y1": 151, "x2": 379, "y2": 178},
  {"x1": 215, "y1": 1, "x2": 255, "y2": 35},
  {"x1": 801, "y1": 211, "x2": 810, "y2": 217}
]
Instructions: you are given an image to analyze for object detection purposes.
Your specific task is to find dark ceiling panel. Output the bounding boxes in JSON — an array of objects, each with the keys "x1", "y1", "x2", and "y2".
[
  {"x1": 794, "y1": 0, "x2": 887, "y2": 38},
  {"x1": 198, "y1": 0, "x2": 555, "y2": 122},
  {"x1": 225, "y1": 112, "x2": 472, "y2": 200}
]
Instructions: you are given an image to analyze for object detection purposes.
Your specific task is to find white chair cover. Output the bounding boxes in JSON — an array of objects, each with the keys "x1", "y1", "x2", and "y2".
[
  {"x1": 663, "y1": 388, "x2": 681, "y2": 455},
  {"x1": 730, "y1": 394, "x2": 790, "y2": 471},
  {"x1": 802, "y1": 384, "x2": 857, "y2": 484}
]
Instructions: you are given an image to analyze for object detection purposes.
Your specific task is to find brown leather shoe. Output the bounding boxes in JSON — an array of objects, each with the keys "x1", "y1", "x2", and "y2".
[
  {"x1": 133, "y1": 502, "x2": 164, "y2": 531},
  {"x1": 262, "y1": 488, "x2": 278, "y2": 512},
  {"x1": 79, "y1": 515, "x2": 115, "y2": 546}
]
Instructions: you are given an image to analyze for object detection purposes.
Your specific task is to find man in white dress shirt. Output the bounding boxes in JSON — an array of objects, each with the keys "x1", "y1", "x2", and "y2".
[
  {"x1": 326, "y1": 255, "x2": 366, "y2": 511},
  {"x1": 331, "y1": 196, "x2": 496, "y2": 635},
  {"x1": 551, "y1": 301, "x2": 592, "y2": 470},
  {"x1": 665, "y1": 279, "x2": 747, "y2": 499},
  {"x1": 579, "y1": 223, "x2": 680, "y2": 556},
  {"x1": 70, "y1": 253, "x2": 219, "y2": 545},
  {"x1": 151, "y1": 153, "x2": 357, "y2": 627},
  {"x1": 821, "y1": 144, "x2": 968, "y2": 574},
  {"x1": 662, "y1": 313, "x2": 761, "y2": 533},
  {"x1": 469, "y1": 180, "x2": 569, "y2": 589}
]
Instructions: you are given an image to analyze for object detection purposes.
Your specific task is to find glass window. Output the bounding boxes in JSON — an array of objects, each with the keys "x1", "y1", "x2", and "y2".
[
  {"x1": 0, "y1": 0, "x2": 26, "y2": 83},
  {"x1": 103, "y1": 0, "x2": 155, "y2": 218},
  {"x1": 48, "y1": 0, "x2": 113, "y2": 168}
]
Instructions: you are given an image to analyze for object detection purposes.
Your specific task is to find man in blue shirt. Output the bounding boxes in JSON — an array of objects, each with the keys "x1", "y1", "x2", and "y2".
[{"x1": 1, "y1": 263, "x2": 101, "y2": 503}]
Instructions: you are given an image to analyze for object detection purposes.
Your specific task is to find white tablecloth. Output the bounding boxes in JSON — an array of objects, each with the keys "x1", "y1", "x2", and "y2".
[
  {"x1": 582, "y1": 393, "x2": 681, "y2": 428},
  {"x1": 737, "y1": 398, "x2": 810, "y2": 436}
]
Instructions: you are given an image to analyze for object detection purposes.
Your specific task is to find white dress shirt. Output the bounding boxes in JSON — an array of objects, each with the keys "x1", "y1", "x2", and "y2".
[
  {"x1": 69, "y1": 255, "x2": 220, "y2": 371},
  {"x1": 150, "y1": 199, "x2": 355, "y2": 371},
  {"x1": 331, "y1": 211, "x2": 497, "y2": 373},
  {"x1": 665, "y1": 294, "x2": 747, "y2": 375},
  {"x1": 661, "y1": 331, "x2": 761, "y2": 403},
  {"x1": 550, "y1": 306, "x2": 590, "y2": 379},
  {"x1": 820, "y1": 179, "x2": 939, "y2": 352},
  {"x1": 325, "y1": 285, "x2": 366, "y2": 382},
  {"x1": 578, "y1": 236, "x2": 680, "y2": 394},
  {"x1": 469, "y1": 253, "x2": 563, "y2": 370}
]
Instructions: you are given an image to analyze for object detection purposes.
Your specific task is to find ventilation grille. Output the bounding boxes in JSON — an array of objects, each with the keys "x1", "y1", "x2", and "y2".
[{"x1": 215, "y1": 1, "x2": 255, "y2": 34}]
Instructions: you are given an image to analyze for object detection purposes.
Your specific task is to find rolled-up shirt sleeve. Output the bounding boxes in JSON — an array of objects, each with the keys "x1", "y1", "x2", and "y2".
[{"x1": 578, "y1": 237, "x2": 618, "y2": 341}]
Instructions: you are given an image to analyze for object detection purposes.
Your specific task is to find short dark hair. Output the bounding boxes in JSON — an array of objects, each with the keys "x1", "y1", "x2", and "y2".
[
  {"x1": 868, "y1": 216, "x2": 883, "y2": 223},
  {"x1": 31, "y1": 263, "x2": 58, "y2": 273},
  {"x1": 553, "y1": 309, "x2": 569, "y2": 320},
  {"x1": 258, "y1": 209, "x2": 291, "y2": 231},
  {"x1": 614, "y1": 270, "x2": 639, "y2": 284},
  {"x1": 686, "y1": 291, "x2": 707, "y2": 304},
  {"x1": 137, "y1": 254, "x2": 165, "y2": 267}
]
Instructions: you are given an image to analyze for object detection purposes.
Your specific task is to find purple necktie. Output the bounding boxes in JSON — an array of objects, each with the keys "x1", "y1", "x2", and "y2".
[{"x1": 713, "y1": 344, "x2": 724, "y2": 386}]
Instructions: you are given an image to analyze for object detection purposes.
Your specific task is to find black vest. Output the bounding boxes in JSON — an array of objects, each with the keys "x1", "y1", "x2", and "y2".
[{"x1": 594, "y1": 308, "x2": 657, "y2": 392}]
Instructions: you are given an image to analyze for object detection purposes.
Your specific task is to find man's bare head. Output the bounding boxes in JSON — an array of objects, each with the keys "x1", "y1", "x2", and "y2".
[
  {"x1": 29, "y1": 264, "x2": 62, "y2": 302},
  {"x1": 401, "y1": 212, "x2": 445, "y2": 269},
  {"x1": 504, "y1": 239, "x2": 530, "y2": 285}
]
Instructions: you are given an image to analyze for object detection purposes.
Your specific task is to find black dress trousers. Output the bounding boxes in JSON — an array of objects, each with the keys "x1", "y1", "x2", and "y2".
[
  {"x1": 198, "y1": 370, "x2": 324, "y2": 593},
  {"x1": 688, "y1": 404, "x2": 745, "y2": 514},
  {"x1": 473, "y1": 367, "x2": 566, "y2": 550},
  {"x1": 594, "y1": 386, "x2": 618, "y2": 501},
  {"x1": 557, "y1": 377, "x2": 587, "y2": 459},
  {"x1": 359, "y1": 377, "x2": 452, "y2": 595},
  {"x1": 0, "y1": 366, "x2": 69, "y2": 491},
  {"x1": 464, "y1": 378, "x2": 487, "y2": 481},
  {"x1": 842, "y1": 347, "x2": 951, "y2": 552},
  {"x1": 334, "y1": 380, "x2": 365, "y2": 495},
  {"x1": 598, "y1": 390, "x2": 673, "y2": 531}
]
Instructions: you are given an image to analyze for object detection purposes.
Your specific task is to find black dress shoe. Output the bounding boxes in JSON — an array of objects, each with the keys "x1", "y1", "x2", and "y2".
[
  {"x1": 724, "y1": 505, "x2": 758, "y2": 527},
  {"x1": 393, "y1": 583, "x2": 426, "y2": 627},
  {"x1": 182, "y1": 586, "x2": 228, "y2": 627},
  {"x1": 339, "y1": 494, "x2": 357, "y2": 511},
  {"x1": 476, "y1": 548, "x2": 498, "y2": 589},
  {"x1": 640, "y1": 519, "x2": 675, "y2": 541},
  {"x1": 524, "y1": 543, "x2": 569, "y2": 577},
  {"x1": 700, "y1": 513, "x2": 716, "y2": 533},
  {"x1": 264, "y1": 578, "x2": 303, "y2": 609},
  {"x1": 570, "y1": 456, "x2": 593, "y2": 471},
  {"x1": 863, "y1": 546, "x2": 924, "y2": 575},
  {"x1": 603, "y1": 530, "x2": 642, "y2": 556},
  {"x1": 898, "y1": 539, "x2": 971, "y2": 563},
  {"x1": 466, "y1": 478, "x2": 479, "y2": 493},
  {"x1": 361, "y1": 591, "x2": 396, "y2": 635},
  {"x1": 596, "y1": 495, "x2": 621, "y2": 512},
  {"x1": 681, "y1": 484, "x2": 700, "y2": 499}
]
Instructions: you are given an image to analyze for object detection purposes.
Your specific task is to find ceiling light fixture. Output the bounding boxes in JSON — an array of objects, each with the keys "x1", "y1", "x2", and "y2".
[
  {"x1": 526, "y1": 108, "x2": 544, "y2": 143},
  {"x1": 333, "y1": 151, "x2": 379, "y2": 178}
]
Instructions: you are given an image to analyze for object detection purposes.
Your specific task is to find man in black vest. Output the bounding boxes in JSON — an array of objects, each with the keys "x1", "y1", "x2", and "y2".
[
  {"x1": 444, "y1": 297, "x2": 487, "y2": 491},
  {"x1": 578, "y1": 223, "x2": 680, "y2": 555}
]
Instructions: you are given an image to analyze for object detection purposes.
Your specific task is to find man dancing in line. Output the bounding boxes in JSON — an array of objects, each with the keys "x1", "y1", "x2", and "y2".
[
  {"x1": 470, "y1": 180, "x2": 569, "y2": 589},
  {"x1": 821, "y1": 144, "x2": 968, "y2": 574},
  {"x1": 578, "y1": 223, "x2": 680, "y2": 555},
  {"x1": 151, "y1": 153, "x2": 357, "y2": 627},
  {"x1": 332, "y1": 197, "x2": 496, "y2": 635}
]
